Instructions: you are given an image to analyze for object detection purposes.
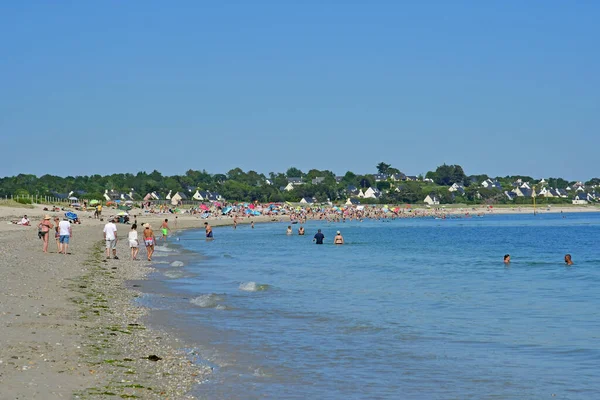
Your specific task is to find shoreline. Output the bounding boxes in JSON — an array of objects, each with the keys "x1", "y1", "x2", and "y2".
[
  {"x1": 0, "y1": 203, "x2": 599, "y2": 398},
  {"x1": 0, "y1": 204, "x2": 275, "y2": 399}
]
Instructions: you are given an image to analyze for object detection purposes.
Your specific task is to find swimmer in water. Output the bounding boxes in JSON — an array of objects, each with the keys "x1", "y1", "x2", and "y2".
[
  {"x1": 298, "y1": 226, "x2": 305, "y2": 235},
  {"x1": 204, "y1": 222, "x2": 213, "y2": 239},
  {"x1": 504, "y1": 254, "x2": 510, "y2": 264},
  {"x1": 564, "y1": 254, "x2": 573, "y2": 265},
  {"x1": 334, "y1": 230, "x2": 344, "y2": 245},
  {"x1": 286, "y1": 226, "x2": 293, "y2": 235}
]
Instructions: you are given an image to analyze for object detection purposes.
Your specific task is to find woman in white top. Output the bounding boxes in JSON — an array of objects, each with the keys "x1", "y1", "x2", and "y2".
[{"x1": 128, "y1": 224, "x2": 139, "y2": 260}]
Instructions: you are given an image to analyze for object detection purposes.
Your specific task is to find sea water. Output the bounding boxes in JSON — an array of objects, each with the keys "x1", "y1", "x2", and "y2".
[{"x1": 138, "y1": 213, "x2": 600, "y2": 399}]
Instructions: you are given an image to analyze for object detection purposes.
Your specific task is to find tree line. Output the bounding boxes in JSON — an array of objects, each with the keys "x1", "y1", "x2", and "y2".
[{"x1": 0, "y1": 163, "x2": 597, "y2": 204}]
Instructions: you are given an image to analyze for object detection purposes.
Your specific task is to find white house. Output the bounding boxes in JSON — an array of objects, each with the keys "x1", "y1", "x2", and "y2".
[
  {"x1": 572, "y1": 193, "x2": 590, "y2": 205},
  {"x1": 424, "y1": 194, "x2": 440, "y2": 205},
  {"x1": 449, "y1": 183, "x2": 464, "y2": 192},
  {"x1": 170, "y1": 192, "x2": 187, "y2": 206},
  {"x1": 363, "y1": 187, "x2": 381, "y2": 199},
  {"x1": 513, "y1": 187, "x2": 534, "y2": 197},
  {"x1": 300, "y1": 197, "x2": 315, "y2": 204},
  {"x1": 165, "y1": 190, "x2": 173, "y2": 200},
  {"x1": 481, "y1": 179, "x2": 502, "y2": 189},
  {"x1": 345, "y1": 198, "x2": 361, "y2": 205},
  {"x1": 357, "y1": 189, "x2": 365, "y2": 198}
]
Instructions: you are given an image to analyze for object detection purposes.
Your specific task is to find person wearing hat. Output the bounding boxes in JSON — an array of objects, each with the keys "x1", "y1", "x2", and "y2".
[
  {"x1": 38, "y1": 215, "x2": 54, "y2": 253},
  {"x1": 334, "y1": 230, "x2": 344, "y2": 245}
]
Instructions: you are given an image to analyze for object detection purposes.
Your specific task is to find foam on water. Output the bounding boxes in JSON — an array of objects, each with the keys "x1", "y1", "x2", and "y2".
[
  {"x1": 190, "y1": 294, "x2": 224, "y2": 308},
  {"x1": 163, "y1": 270, "x2": 186, "y2": 279},
  {"x1": 238, "y1": 282, "x2": 269, "y2": 292},
  {"x1": 154, "y1": 245, "x2": 177, "y2": 253},
  {"x1": 170, "y1": 260, "x2": 185, "y2": 267}
]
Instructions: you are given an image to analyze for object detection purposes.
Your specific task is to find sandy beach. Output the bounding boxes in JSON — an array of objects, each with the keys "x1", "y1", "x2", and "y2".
[
  {"x1": 0, "y1": 202, "x2": 598, "y2": 399},
  {"x1": 0, "y1": 203, "x2": 276, "y2": 399}
]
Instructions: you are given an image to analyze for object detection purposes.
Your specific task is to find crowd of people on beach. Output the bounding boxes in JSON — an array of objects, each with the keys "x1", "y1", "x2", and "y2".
[{"x1": 9, "y1": 199, "x2": 578, "y2": 268}]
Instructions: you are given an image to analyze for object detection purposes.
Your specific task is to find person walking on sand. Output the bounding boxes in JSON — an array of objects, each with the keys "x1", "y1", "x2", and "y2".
[
  {"x1": 58, "y1": 217, "x2": 72, "y2": 255},
  {"x1": 103, "y1": 217, "x2": 119, "y2": 260},
  {"x1": 38, "y1": 215, "x2": 54, "y2": 253},
  {"x1": 160, "y1": 218, "x2": 170, "y2": 242},
  {"x1": 129, "y1": 224, "x2": 139, "y2": 260},
  {"x1": 334, "y1": 230, "x2": 344, "y2": 245},
  {"x1": 204, "y1": 222, "x2": 213, "y2": 239},
  {"x1": 143, "y1": 224, "x2": 156, "y2": 261}
]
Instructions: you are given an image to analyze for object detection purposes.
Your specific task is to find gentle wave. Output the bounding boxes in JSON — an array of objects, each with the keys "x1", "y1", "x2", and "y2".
[
  {"x1": 239, "y1": 282, "x2": 270, "y2": 292},
  {"x1": 190, "y1": 294, "x2": 224, "y2": 308},
  {"x1": 163, "y1": 270, "x2": 186, "y2": 279},
  {"x1": 154, "y1": 245, "x2": 177, "y2": 253},
  {"x1": 170, "y1": 260, "x2": 185, "y2": 267}
]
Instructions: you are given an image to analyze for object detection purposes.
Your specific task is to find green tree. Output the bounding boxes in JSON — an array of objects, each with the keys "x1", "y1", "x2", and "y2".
[
  {"x1": 376, "y1": 162, "x2": 391, "y2": 174},
  {"x1": 286, "y1": 167, "x2": 303, "y2": 178}
]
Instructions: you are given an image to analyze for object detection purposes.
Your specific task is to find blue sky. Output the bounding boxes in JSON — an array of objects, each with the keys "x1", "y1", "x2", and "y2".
[{"x1": 1, "y1": 1, "x2": 598, "y2": 181}]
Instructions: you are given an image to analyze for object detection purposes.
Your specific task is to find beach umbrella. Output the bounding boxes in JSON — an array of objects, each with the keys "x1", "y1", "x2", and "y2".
[
  {"x1": 114, "y1": 199, "x2": 121, "y2": 204},
  {"x1": 116, "y1": 211, "x2": 129, "y2": 216},
  {"x1": 68, "y1": 196, "x2": 78, "y2": 201},
  {"x1": 200, "y1": 204, "x2": 209, "y2": 211},
  {"x1": 124, "y1": 200, "x2": 134, "y2": 205},
  {"x1": 65, "y1": 211, "x2": 78, "y2": 220},
  {"x1": 89, "y1": 199, "x2": 99, "y2": 205}
]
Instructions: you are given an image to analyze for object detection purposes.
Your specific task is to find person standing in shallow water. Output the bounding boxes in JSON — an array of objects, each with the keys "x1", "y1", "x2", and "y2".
[
  {"x1": 565, "y1": 254, "x2": 573, "y2": 265},
  {"x1": 204, "y1": 222, "x2": 213, "y2": 239},
  {"x1": 298, "y1": 226, "x2": 305, "y2": 235},
  {"x1": 334, "y1": 230, "x2": 344, "y2": 245},
  {"x1": 160, "y1": 219, "x2": 170, "y2": 242},
  {"x1": 313, "y1": 229, "x2": 325, "y2": 245}
]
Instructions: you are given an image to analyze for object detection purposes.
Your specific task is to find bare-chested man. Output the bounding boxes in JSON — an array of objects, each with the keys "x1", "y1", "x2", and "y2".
[
  {"x1": 160, "y1": 218, "x2": 170, "y2": 241},
  {"x1": 204, "y1": 222, "x2": 213, "y2": 239}
]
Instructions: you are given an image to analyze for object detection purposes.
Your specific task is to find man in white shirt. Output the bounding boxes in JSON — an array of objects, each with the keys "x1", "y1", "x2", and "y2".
[
  {"x1": 58, "y1": 218, "x2": 72, "y2": 255},
  {"x1": 17, "y1": 215, "x2": 30, "y2": 225},
  {"x1": 103, "y1": 218, "x2": 119, "y2": 260}
]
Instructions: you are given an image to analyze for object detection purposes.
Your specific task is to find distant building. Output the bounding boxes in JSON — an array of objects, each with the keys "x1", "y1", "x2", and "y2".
[
  {"x1": 345, "y1": 198, "x2": 361, "y2": 205},
  {"x1": 424, "y1": 194, "x2": 440, "y2": 205},
  {"x1": 300, "y1": 197, "x2": 315, "y2": 204},
  {"x1": 572, "y1": 193, "x2": 590, "y2": 205},
  {"x1": 311, "y1": 177, "x2": 325, "y2": 185},
  {"x1": 363, "y1": 187, "x2": 381, "y2": 199},
  {"x1": 373, "y1": 173, "x2": 388, "y2": 182}
]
